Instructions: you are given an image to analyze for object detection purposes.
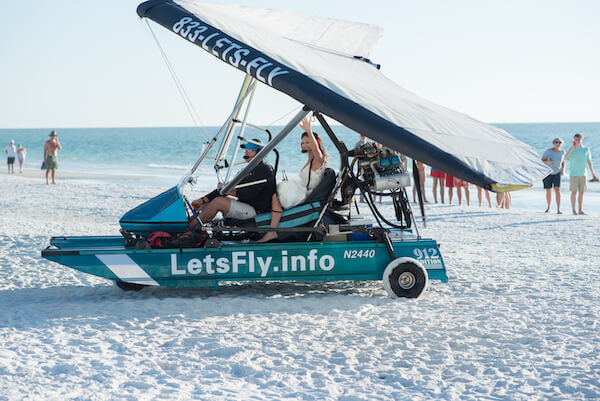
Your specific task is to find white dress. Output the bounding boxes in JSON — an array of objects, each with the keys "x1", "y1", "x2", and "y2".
[
  {"x1": 298, "y1": 160, "x2": 327, "y2": 193},
  {"x1": 278, "y1": 159, "x2": 328, "y2": 209}
]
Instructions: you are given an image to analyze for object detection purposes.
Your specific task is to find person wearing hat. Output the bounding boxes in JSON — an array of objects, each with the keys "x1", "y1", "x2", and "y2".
[
  {"x1": 4, "y1": 139, "x2": 16, "y2": 173},
  {"x1": 541, "y1": 137, "x2": 566, "y2": 214},
  {"x1": 43, "y1": 130, "x2": 62, "y2": 184},
  {"x1": 189, "y1": 138, "x2": 276, "y2": 229}
]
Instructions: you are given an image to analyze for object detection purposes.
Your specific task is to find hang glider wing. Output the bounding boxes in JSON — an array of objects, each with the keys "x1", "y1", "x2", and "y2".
[{"x1": 137, "y1": 0, "x2": 551, "y2": 191}]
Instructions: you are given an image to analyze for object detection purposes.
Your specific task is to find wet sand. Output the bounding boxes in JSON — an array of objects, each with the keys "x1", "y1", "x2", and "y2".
[{"x1": 0, "y1": 168, "x2": 151, "y2": 182}]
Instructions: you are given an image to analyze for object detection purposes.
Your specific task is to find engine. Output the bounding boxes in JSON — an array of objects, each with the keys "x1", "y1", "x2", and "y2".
[{"x1": 348, "y1": 142, "x2": 410, "y2": 191}]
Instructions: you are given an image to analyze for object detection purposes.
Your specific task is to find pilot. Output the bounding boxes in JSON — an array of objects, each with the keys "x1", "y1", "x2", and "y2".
[{"x1": 190, "y1": 139, "x2": 276, "y2": 229}]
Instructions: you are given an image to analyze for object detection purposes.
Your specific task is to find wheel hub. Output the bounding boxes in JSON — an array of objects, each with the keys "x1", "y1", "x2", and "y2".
[{"x1": 398, "y1": 271, "x2": 416, "y2": 289}]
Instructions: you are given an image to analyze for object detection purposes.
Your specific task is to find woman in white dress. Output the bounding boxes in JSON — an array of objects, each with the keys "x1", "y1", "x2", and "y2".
[
  {"x1": 257, "y1": 115, "x2": 328, "y2": 242},
  {"x1": 16, "y1": 144, "x2": 27, "y2": 173}
]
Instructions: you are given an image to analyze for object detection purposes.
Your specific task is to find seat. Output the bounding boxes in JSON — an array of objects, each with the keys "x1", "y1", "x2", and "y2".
[
  {"x1": 255, "y1": 168, "x2": 336, "y2": 223},
  {"x1": 254, "y1": 202, "x2": 322, "y2": 228},
  {"x1": 304, "y1": 168, "x2": 336, "y2": 203},
  {"x1": 220, "y1": 168, "x2": 338, "y2": 241}
]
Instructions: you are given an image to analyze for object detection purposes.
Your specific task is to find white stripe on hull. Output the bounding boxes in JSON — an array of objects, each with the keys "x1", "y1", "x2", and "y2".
[{"x1": 96, "y1": 254, "x2": 160, "y2": 286}]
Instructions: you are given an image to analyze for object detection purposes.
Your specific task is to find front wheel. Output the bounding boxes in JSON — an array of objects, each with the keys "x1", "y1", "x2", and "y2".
[{"x1": 382, "y1": 257, "x2": 428, "y2": 298}]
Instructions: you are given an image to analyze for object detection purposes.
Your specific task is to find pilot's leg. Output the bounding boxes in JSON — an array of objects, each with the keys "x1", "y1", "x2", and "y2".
[{"x1": 190, "y1": 197, "x2": 231, "y2": 229}]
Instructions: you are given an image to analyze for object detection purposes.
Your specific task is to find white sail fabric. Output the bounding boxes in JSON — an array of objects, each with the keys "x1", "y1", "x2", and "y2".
[
  {"x1": 177, "y1": 1, "x2": 383, "y2": 58},
  {"x1": 172, "y1": 1, "x2": 550, "y2": 187}
]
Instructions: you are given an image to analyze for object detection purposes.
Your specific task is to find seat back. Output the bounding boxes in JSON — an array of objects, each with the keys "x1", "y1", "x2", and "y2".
[
  {"x1": 254, "y1": 202, "x2": 321, "y2": 228},
  {"x1": 224, "y1": 169, "x2": 338, "y2": 241},
  {"x1": 304, "y1": 168, "x2": 336, "y2": 203}
]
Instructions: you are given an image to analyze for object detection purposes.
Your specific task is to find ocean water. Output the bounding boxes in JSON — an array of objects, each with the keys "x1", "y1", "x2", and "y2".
[
  {"x1": 1, "y1": 122, "x2": 598, "y2": 181},
  {"x1": 2, "y1": 122, "x2": 600, "y2": 214},
  {"x1": 498, "y1": 122, "x2": 600, "y2": 162}
]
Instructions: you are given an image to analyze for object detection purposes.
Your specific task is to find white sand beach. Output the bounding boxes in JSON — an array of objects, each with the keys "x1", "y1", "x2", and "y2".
[{"x1": 1, "y1": 172, "x2": 599, "y2": 400}]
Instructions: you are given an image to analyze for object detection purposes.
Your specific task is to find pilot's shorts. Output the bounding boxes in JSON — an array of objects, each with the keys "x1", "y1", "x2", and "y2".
[{"x1": 225, "y1": 199, "x2": 257, "y2": 220}]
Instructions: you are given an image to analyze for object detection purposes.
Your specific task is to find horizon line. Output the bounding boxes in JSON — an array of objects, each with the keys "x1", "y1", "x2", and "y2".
[{"x1": 1, "y1": 121, "x2": 600, "y2": 130}]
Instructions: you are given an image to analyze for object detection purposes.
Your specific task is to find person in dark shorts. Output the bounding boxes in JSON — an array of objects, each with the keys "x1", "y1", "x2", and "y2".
[
  {"x1": 541, "y1": 137, "x2": 565, "y2": 214},
  {"x1": 5, "y1": 139, "x2": 16, "y2": 174}
]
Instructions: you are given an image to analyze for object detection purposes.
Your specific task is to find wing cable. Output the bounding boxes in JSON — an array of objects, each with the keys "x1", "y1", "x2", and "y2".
[{"x1": 144, "y1": 20, "x2": 207, "y2": 138}]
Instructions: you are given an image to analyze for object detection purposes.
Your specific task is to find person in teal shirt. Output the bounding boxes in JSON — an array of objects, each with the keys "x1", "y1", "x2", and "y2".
[{"x1": 565, "y1": 133, "x2": 598, "y2": 215}]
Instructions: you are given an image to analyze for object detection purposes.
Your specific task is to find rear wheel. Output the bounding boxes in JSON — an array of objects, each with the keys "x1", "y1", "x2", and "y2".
[
  {"x1": 382, "y1": 257, "x2": 428, "y2": 298},
  {"x1": 115, "y1": 281, "x2": 147, "y2": 291}
]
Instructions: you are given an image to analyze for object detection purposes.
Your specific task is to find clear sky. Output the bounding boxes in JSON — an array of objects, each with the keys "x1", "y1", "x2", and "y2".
[{"x1": 1, "y1": 0, "x2": 599, "y2": 128}]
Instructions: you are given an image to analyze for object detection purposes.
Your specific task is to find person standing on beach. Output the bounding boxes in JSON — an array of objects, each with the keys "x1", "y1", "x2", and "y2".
[
  {"x1": 412, "y1": 160, "x2": 428, "y2": 203},
  {"x1": 354, "y1": 135, "x2": 367, "y2": 150},
  {"x1": 564, "y1": 132, "x2": 598, "y2": 215},
  {"x1": 16, "y1": 144, "x2": 27, "y2": 173},
  {"x1": 477, "y1": 186, "x2": 492, "y2": 208},
  {"x1": 541, "y1": 137, "x2": 565, "y2": 214},
  {"x1": 445, "y1": 173, "x2": 456, "y2": 204},
  {"x1": 496, "y1": 192, "x2": 511, "y2": 209},
  {"x1": 454, "y1": 178, "x2": 470, "y2": 206},
  {"x1": 44, "y1": 131, "x2": 62, "y2": 184},
  {"x1": 354, "y1": 135, "x2": 368, "y2": 203},
  {"x1": 5, "y1": 139, "x2": 16, "y2": 173},
  {"x1": 430, "y1": 167, "x2": 445, "y2": 203}
]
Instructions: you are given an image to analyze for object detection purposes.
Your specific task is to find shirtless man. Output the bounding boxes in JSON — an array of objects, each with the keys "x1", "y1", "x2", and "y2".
[{"x1": 44, "y1": 131, "x2": 62, "y2": 184}]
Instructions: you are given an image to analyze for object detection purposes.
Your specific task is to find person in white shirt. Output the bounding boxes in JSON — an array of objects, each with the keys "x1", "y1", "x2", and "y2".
[
  {"x1": 16, "y1": 144, "x2": 27, "y2": 173},
  {"x1": 5, "y1": 140, "x2": 16, "y2": 173}
]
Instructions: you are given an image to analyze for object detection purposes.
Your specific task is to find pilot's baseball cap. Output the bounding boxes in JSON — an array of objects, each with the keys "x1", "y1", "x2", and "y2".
[{"x1": 240, "y1": 138, "x2": 263, "y2": 151}]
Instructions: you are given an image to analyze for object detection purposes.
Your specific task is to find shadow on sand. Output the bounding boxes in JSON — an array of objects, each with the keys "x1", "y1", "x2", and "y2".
[{"x1": 0, "y1": 280, "x2": 393, "y2": 330}]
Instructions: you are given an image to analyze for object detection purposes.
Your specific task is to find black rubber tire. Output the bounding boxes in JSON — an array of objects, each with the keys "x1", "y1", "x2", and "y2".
[
  {"x1": 115, "y1": 281, "x2": 147, "y2": 291},
  {"x1": 382, "y1": 258, "x2": 428, "y2": 298}
]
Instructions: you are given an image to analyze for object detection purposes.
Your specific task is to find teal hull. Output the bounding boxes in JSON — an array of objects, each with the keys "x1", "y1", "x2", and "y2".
[{"x1": 42, "y1": 235, "x2": 447, "y2": 288}]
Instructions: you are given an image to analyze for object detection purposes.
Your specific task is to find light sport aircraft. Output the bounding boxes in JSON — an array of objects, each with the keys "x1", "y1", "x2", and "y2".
[{"x1": 42, "y1": 1, "x2": 550, "y2": 298}]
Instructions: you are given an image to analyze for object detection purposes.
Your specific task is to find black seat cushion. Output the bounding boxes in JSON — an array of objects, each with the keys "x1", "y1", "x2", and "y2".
[{"x1": 304, "y1": 168, "x2": 336, "y2": 203}]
